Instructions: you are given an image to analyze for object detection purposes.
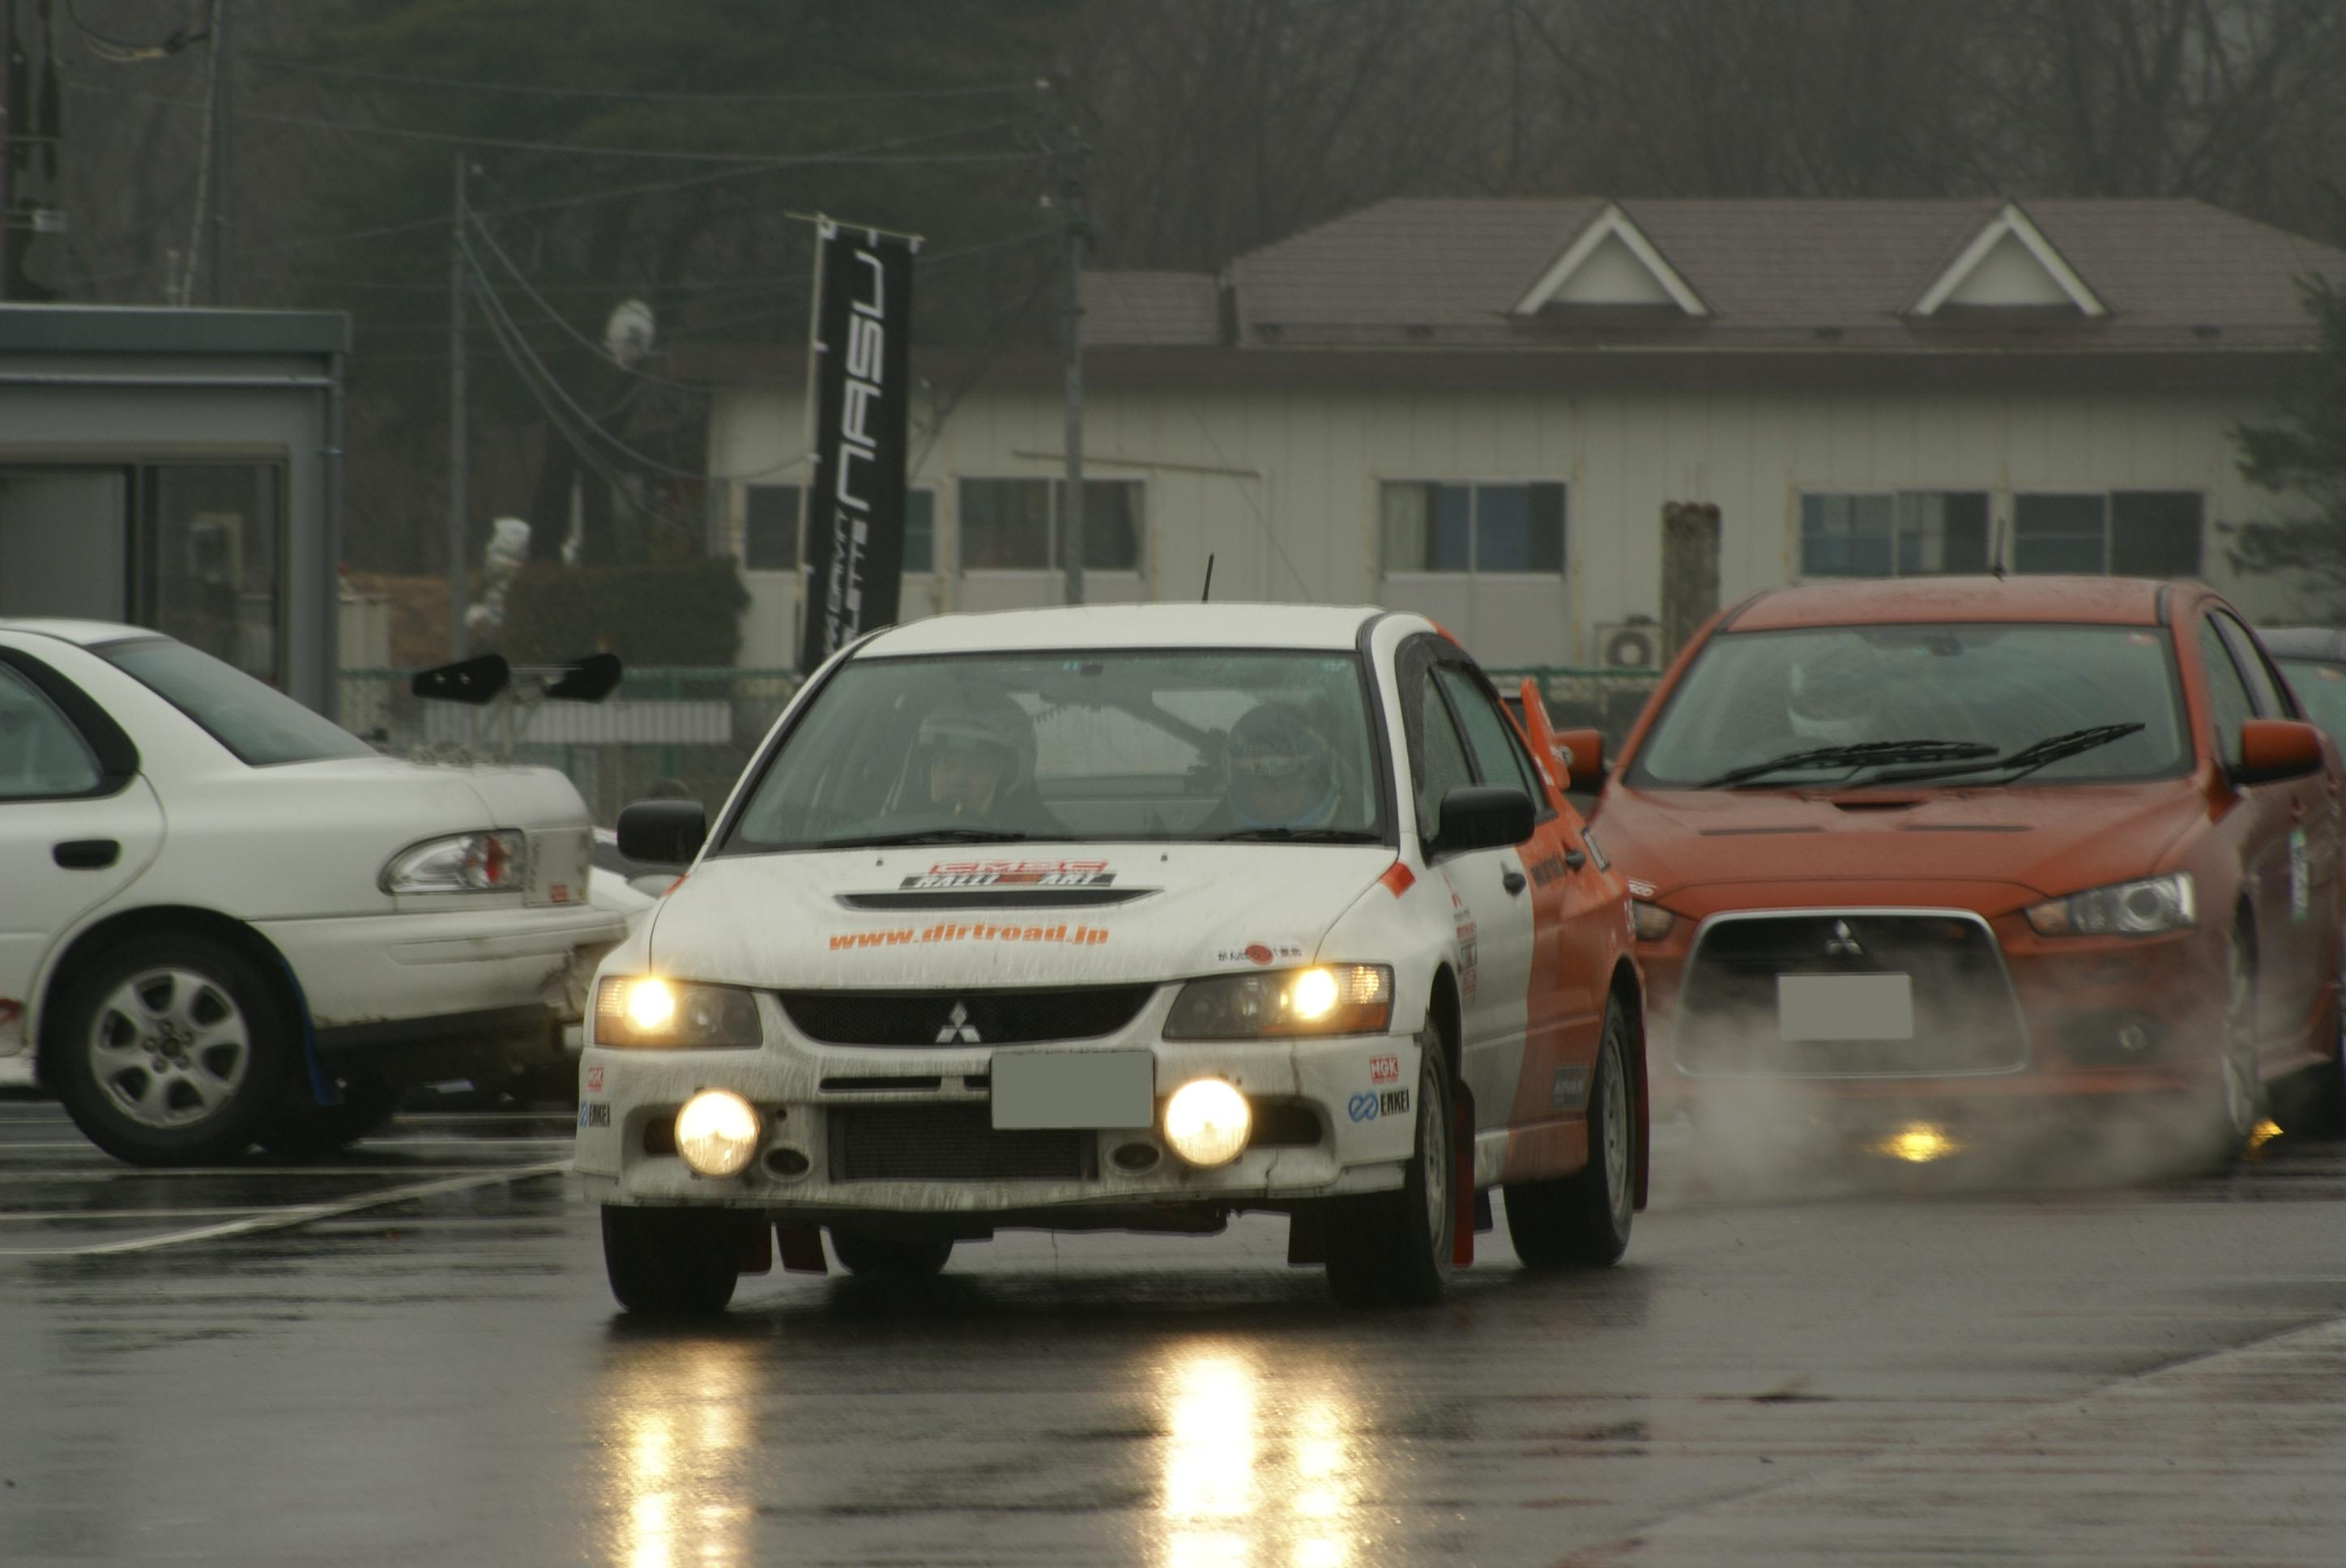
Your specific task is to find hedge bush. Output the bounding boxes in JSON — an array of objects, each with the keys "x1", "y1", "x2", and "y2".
[{"x1": 497, "y1": 560, "x2": 750, "y2": 668}]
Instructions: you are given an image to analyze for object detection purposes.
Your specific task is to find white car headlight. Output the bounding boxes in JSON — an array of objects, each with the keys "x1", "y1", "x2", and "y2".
[
  {"x1": 2024, "y1": 872, "x2": 2196, "y2": 937},
  {"x1": 382, "y1": 829, "x2": 525, "y2": 894},
  {"x1": 594, "y1": 977, "x2": 764, "y2": 1049},
  {"x1": 1162, "y1": 965, "x2": 1394, "y2": 1040}
]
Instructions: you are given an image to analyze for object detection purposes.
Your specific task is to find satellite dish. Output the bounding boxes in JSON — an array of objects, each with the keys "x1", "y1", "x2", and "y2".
[{"x1": 604, "y1": 300, "x2": 656, "y2": 369}]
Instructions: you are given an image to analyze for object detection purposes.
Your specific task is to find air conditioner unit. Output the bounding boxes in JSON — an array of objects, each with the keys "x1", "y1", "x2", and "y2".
[{"x1": 1593, "y1": 620, "x2": 1661, "y2": 671}]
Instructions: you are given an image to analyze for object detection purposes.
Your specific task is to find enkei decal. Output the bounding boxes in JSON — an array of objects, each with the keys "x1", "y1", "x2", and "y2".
[
  {"x1": 1368, "y1": 1053, "x2": 1400, "y2": 1085},
  {"x1": 578, "y1": 1102, "x2": 612, "y2": 1129},
  {"x1": 1550, "y1": 1065, "x2": 1589, "y2": 1109},
  {"x1": 1349, "y1": 1088, "x2": 1412, "y2": 1123},
  {"x1": 903, "y1": 859, "x2": 1115, "y2": 890},
  {"x1": 830, "y1": 922, "x2": 1111, "y2": 949},
  {"x1": 1214, "y1": 941, "x2": 1305, "y2": 966},
  {"x1": 2292, "y1": 829, "x2": 2311, "y2": 922},
  {"x1": 1348, "y1": 1092, "x2": 1379, "y2": 1122},
  {"x1": 584, "y1": 1064, "x2": 604, "y2": 1093}
]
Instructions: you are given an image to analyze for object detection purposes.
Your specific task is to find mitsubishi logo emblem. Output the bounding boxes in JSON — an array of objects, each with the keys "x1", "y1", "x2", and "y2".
[
  {"x1": 1824, "y1": 919, "x2": 1864, "y2": 957},
  {"x1": 936, "y1": 1001, "x2": 982, "y2": 1045}
]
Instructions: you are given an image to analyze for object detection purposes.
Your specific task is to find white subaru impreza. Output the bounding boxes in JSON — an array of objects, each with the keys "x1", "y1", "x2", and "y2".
[{"x1": 578, "y1": 604, "x2": 1646, "y2": 1312}]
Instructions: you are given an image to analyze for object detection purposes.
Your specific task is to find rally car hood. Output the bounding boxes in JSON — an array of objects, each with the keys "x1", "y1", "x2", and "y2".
[
  {"x1": 1594, "y1": 780, "x2": 2207, "y2": 906},
  {"x1": 645, "y1": 844, "x2": 1400, "y2": 988}
]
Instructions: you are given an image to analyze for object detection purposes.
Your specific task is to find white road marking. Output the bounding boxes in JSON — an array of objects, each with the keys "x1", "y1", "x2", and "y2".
[
  {"x1": 0, "y1": 1157, "x2": 573, "y2": 1256},
  {"x1": 0, "y1": 1208, "x2": 279, "y2": 1223}
]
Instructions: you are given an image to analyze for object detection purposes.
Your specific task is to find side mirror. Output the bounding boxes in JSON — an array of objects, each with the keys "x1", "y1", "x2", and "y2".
[
  {"x1": 2236, "y1": 718, "x2": 2325, "y2": 786},
  {"x1": 1553, "y1": 727, "x2": 1606, "y2": 792},
  {"x1": 616, "y1": 799, "x2": 706, "y2": 864},
  {"x1": 1436, "y1": 786, "x2": 1535, "y2": 854}
]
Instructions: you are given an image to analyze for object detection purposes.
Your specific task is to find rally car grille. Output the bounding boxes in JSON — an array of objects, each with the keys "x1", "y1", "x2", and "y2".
[
  {"x1": 779, "y1": 986, "x2": 1156, "y2": 1047},
  {"x1": 1674, "y1": 911, "x2": 2026, "y2": 1078},
  {"x1": 830, "y1": 1104, "x2": 1094, "y2": 1182}
]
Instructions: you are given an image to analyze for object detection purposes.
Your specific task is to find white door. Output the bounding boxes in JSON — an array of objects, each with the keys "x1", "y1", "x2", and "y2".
[{"x1": 0, "y1": 656, "x2": 163, "y2": 1059}]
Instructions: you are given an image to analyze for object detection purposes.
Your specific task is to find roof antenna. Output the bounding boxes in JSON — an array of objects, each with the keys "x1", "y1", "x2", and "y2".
[
  {"x1": 1990, "y1": 514, "x2": 2009, "y2": 580},
  {"x1": 1201, "y1": 553, "x2": 1215, "y2": 602}
]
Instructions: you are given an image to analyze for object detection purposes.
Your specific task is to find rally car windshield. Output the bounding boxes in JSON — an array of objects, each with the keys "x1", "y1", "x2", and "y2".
[
  {"x1": 725, "y1": 648, "x2": 1391, "y2": 850},
  {"x1": 1629, "y1": 623, "x2": 2190, "y2": 789}
]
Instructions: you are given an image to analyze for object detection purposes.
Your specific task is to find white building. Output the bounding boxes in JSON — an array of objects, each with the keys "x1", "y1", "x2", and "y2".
[{"x1": 681, "y1": 197, "x2": 2346, "y2": 671}]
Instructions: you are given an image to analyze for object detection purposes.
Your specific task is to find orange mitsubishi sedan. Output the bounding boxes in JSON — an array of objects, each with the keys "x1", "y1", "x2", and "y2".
[{"x1": 1568, "y1": 576, "x2": 2345, "y2": 1157}]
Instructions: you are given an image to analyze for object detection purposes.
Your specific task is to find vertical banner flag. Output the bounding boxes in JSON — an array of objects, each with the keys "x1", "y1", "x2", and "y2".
[{"x1": 800, "y1": 219, "x2": 917, "y2": 671}]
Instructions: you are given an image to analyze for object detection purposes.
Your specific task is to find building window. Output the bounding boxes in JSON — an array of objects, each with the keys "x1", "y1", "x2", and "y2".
[
  {"x1": 137, "y1": 464, "x2": 286, "y2": 685},
  {"x1": 1381, "y1": 481, "x2": 1565, "y2": 574},
  {"x1": 743, "y1": 484, "x2": 800, "y2": 572},
  {"x1": 2014, "y1": 491, "x2": 2202, "y2": 577},
  {"x1": 904, "y1": 488, "x2": 936, "y2": 574},
  {"x1": 958, "y1": 478, "x2": 1144, "y2": 572},
  {"x1": 1798, "y1": 491, "x2": 1990, "y2": 578}
]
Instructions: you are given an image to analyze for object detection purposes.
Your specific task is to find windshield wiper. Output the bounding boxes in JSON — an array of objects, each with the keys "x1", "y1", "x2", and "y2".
[
  {"x1": 1696, "y1": 739, "x2": 1996, "y2": 790},
  {"x1": 813, "y1": 828, "x2": 1039, "y2": 849},
  {"x1": 1862, "y1": 723, "x2": 2147, "y2": 786},
  {"x1": 1209, "y1": 827, "x2": 1384, "y2": 843}
]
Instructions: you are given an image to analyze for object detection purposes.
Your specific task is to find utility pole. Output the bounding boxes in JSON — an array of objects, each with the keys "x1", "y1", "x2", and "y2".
[
  {"x1": 446, "y1": 152, "x2": 469, "y2": 658},
  {"x1": 1056, "y1": 104, "x2": 1091, "y2": 607},
  {"x1": 206, "y1": 0, "x2": 231, "y2": 305}
]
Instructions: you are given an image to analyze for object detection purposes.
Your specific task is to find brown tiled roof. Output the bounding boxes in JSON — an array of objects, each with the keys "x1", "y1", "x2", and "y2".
[
  {"x1": 1209, "y1": 196, "x2": 2346, "y2": 351},
  {"x1": 1080, "y1": 271, "x2": 1221, "y2": 346}
]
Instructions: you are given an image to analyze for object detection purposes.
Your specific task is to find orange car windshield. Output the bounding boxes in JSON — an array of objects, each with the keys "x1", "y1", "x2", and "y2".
[{"x1": 1631, "y1": 623, "x2": 2189, "y2": 790}]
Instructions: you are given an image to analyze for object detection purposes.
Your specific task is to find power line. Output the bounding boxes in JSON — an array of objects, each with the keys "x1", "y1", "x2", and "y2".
[
  {"x1": 237, "y1": 104, "x2": 1046, "y2": 164},
  {"x1": 245, "y1": 57, "x2": 1044, "y2": 105},
  {"x1": 465, "y1": 208, "x2": 711, "y2": 396},
  {"x1": 65, "y1": 0, "x2": 207, "y2": 63}
]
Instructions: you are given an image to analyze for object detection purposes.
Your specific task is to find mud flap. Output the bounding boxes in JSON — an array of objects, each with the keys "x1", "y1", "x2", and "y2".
[
  {"x1": 776, "y1": 1225, "x2": 828, "y2": 1274},
  {"x1": 277, "y1": 958, "x2": 339, "y2": 1108},
  {"x1": 1452, "y1": 1097, "x2": 1475, "y2": 1267},
  {"x1": 737, "y1": 1221, "x2": 774, "y2": 1276},
  {"x1": 1286, "y1": 1209, "x2": 1328, "y2": 1266}
]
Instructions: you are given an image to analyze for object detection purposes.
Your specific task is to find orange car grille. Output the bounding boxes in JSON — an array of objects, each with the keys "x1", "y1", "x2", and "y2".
[{"x1": 1674, "y1": 913, "x2": 2027, "y2": 1078}]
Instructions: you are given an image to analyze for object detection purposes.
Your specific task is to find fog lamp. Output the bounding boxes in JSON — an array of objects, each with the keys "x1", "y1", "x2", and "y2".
[
  {"x1": 1162, "y1": 1079, "x2": 1251, "y2": 1168},
  {"x1": 1871, "y1": 1121, "x2": 1960, "y2": 1164},
  {"x1": 676, "y1": 1089, "x2": 761, "y2": 1178}
]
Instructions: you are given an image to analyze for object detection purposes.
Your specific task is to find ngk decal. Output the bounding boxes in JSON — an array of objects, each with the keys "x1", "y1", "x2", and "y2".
[{"x1": 902, "y1": 859, "x2": 1115, "y2": 890}]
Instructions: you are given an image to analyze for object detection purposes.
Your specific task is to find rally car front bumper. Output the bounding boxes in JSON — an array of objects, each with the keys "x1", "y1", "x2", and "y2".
[{"x1": 574, "y1": 987, "x2": 1425, "y2": 1225}]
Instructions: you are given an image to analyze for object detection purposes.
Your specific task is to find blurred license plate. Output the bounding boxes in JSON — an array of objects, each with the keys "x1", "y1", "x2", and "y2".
[
  {"x1": 1777, "y1": 974, "x2": 1913, "y2": 1042},
  {"x1": 990, "y1": 1047, "x2": 1155, "y2": 1130}
]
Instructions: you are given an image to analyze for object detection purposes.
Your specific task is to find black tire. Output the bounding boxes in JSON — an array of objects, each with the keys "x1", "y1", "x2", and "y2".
[
  {"x1": 46, "y1": 933, "x2": 295, "y2": 1166},
  {"x1": 601, "y1": 1204, "x2": 744, "y2": 1317},
  {"x1": 829, "y1": 1228, "x2": 954, "y2": 1280},
  {"x1": 1324, "y1": 1043, "x2": 1456, "y2": 1306},
  {"x1": 254, "y1": 1074, "x2": 401, "y2": 1157},
  {"x1": 2303, "y1": 948, "x2": 2346, "y2": 1140},
  {"x1": 1505, "y1": 999, "x2": 1636, "y2": 1269},
  {"x1": 2207, "y1": 926, "x2": 2264, "y2": 1163}
]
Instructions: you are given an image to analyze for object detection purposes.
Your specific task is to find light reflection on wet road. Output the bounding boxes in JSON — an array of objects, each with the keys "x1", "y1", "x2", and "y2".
[{"x1": 6, "y1": 1096, "x2": 2346, "y2": 1565}]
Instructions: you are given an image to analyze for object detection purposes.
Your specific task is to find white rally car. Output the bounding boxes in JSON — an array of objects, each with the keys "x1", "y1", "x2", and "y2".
[
  {"x1": 579, "y1": 604, "x2": 1645, "y2": 1311},
  {"x1": 0, "y1": 620, "x2": 627, "y2": 1163}
]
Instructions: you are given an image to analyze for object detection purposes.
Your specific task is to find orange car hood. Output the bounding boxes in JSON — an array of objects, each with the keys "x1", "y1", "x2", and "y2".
[{"x1": 1595, "y1": 780, "x2": 2207, "y2": 911}]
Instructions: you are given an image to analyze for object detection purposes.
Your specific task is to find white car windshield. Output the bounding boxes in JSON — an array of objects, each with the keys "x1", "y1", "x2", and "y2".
[
  {"x1": 1630, "y1": 623, "x2": 2190, "y2": 789},
  {"x1": 97, "y1": 637, "x2": 377, "y2": 766},
  {"x1": 727, "y1": 649, "x2": 1390, "y2": 850}
]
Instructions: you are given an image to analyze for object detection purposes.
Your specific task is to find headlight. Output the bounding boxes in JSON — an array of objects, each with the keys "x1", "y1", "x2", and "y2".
[
  {"x1": 1163, "y1": 965, "x2": 1393, "y2": 1039},
  {"x1": 1632, "y1": 901, "x2": 1678, "y2": 942},
  {"x1": 594, "y1": 977, "x2": 764, "y2": 1048},
  {"x1": 676, "y1": 1090, "x2": 760, "y2": 1178},
  {"x1": 381, "y1": 829, "x2": 525, "y2": 893},
  {"x1": 2024, "y1": 872, "x2": 2196, "y2": 937},
  {"x1": 1162, "y1": 1079, "x2": 1251, "y2": 1167}
]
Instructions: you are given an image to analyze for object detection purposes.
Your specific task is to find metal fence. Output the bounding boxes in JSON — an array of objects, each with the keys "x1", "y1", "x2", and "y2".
[{"x1": 338, "y1": 663, "x2": 1663, "y2": 824}]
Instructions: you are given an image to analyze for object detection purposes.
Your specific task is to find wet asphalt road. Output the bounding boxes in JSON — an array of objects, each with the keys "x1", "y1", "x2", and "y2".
[{"x1": 6, "y1": 1097, "x2": 2346, "y2": 1566}]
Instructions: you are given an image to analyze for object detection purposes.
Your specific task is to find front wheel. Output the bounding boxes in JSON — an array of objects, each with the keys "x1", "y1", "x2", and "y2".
[
  {"x1": 1324, "y1": 1045, "x2": 1455, "y2": 1306},
  {"x1": 829, "y1": 1228, "x2": 954, "y2": 1280},
  {"x1": 601, "y1": 1205, "x2": 744, "y2": 1316},
  {"x1": 1505, "y1": 999, "x2": 1636, "y2": 1269},
  {"x1": 2207, "y1": 929, "x2": 2264, "y2": 1162},
  {"x1": 48, "y1": 934, "x2": 295, "y2": 1166}
]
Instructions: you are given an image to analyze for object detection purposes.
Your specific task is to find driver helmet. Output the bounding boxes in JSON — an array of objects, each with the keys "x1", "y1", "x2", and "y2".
[
  {"x1": 1785, "y1": 646, "x2": 1878, "y2": 746},
  {"x1": 1223, "y1": 703, "x2": 1340, "y2": 829},
  {"x1": 916, "y1": 689, "x2": 1037, "y2": 807}
]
